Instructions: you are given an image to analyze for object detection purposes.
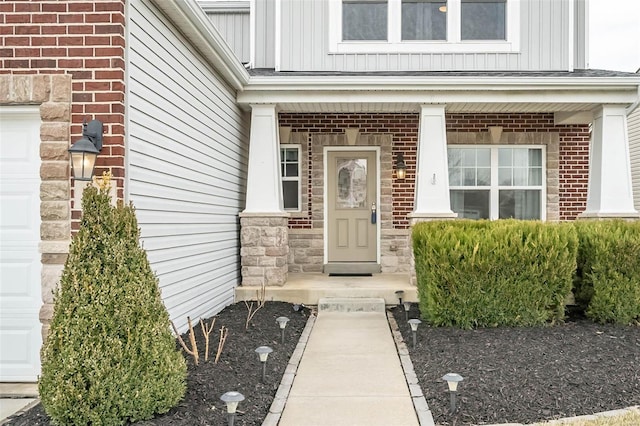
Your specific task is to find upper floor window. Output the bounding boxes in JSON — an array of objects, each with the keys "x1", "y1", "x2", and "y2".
[
  {"x1": 330, "y1": 0, "x2": 518, "y2": 53},
  {"x1": 461, "y1": 0, "x2": 505, "y2": 40}
]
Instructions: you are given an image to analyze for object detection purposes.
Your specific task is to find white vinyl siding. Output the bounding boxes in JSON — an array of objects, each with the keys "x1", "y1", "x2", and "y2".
[
  {"x1": 128, "y1": 0, "x2": 250, "y2": 333},
  {"x1": 206, "y1": 11, "x2": 250, "y2": 63},
  {"x1": 629, "y1": 108, "x2": 640, "y2": 212},
  {"x1": 278, "y1": 0, "x2": 576, "y2": 72}
]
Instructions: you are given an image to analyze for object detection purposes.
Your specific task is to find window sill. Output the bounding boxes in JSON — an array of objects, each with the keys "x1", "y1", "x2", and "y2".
[{"x1": 330, "y1": 41, "x2": 520, "y2": 54}]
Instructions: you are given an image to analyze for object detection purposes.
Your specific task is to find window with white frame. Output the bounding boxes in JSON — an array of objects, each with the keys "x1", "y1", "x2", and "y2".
[
  {"x1": 329, "y1": 0, "x2": 518, "y2": 53},
  {"x1": 448, "y1": 146, "x2": 545, "y2": 220},
  {"x1": 280, "y1": 145, "x2": 301, "y2": 211}
]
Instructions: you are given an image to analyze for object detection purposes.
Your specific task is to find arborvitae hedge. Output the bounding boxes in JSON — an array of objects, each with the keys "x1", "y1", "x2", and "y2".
[
  {"x1": 413, "y1": 220, "x2": 577, "y2": 328},
  {"x1": 574, "y1": 220, "x2": 640, "y2": 325},
  {"x1": 39, "y1": 177, "x2": 186, "y2": 425}
]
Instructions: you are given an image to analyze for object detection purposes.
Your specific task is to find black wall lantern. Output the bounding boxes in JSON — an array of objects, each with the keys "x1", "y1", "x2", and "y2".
[
  {"x1": 396, "y1": 152, "x2": 407, "y2": 180},
  {"x1": 68, "y1": 119, "x2": 103, "y2": 181}
]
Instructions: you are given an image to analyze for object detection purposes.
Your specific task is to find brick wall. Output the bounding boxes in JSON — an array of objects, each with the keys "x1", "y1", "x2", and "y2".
[
  {"x1": 279, "y1": 112, "x2": 590, "y2": 227},
  {"x1": 1, "y1": 0, "x2": 126, "y2": 230}
]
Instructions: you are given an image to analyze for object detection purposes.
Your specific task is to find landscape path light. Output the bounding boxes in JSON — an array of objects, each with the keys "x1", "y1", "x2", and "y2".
[
  {"x1": 408, "y1": 319, "x2": 421, "y2": 349},
  {"x1": 442, "y1": 373, "x2": 464, "y2": 413},
  {"x1": 395, "y1": 290, "x2": 405, "y2": 307},
  {"x1": 255, "y1": 345, "x2": 273, "y2": 383},
  {"x1": 276, "y1": 316, "x2": 289, "y2": 344},
  {"x1": 403, "y1": 301, "x2": 411, "y2": 321},
  {"x1": 220, "y1": 391, "x2": 244, "y2": 426}
]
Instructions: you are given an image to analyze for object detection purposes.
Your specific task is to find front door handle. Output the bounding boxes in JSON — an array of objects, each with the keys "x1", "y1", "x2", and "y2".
[{"x1": 371, "y1": 202, "x2": 377, "y2": 224}]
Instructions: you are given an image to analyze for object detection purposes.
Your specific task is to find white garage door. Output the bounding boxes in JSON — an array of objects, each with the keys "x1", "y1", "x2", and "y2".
[{"x1": 0, "y1": 106, "x2": 42, "y2": 382}]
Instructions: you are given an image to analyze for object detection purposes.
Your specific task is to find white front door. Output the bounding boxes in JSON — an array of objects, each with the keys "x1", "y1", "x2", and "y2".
[{"x1": 0, "y1": 106, "x2": 43, "y2": 382}]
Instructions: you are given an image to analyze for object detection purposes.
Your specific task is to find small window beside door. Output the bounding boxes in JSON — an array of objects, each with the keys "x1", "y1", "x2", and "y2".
[{"x1": 280, "y1": 145, "x2": 301, "y2": 211}]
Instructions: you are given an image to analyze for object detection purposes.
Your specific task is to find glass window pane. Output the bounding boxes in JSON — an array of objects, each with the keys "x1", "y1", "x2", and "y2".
[
  {"x1": 499, "y1": 190, "x2": 541, "y2": 220},
  {"x1": 448, "y1": 148, "x2": 462, "y2": 168},
  {"x1": 402, "y1": 1, "x2": 447, "y2": 41},
  {"x1": 283, "y1": 181, "x2": 299, "y2": 210},
  {"x1": 498, "y1": 148, "x2": 512, "y2": 166},
  {"x1": 498, "y1": 167, "x2": 511, "y2": 185},
  {"x1": 462, "y1": 149, "x2": 476, "y2": 166},
  {"x1": 529, "y1": 149, "x2": 542, "y2": 167},
  {"x1": 476, "y1": 148, "x2": 491, "y2": 167},
  {"x1": 477, "y1": 167, "x2": 490, "y2": 186},
  {"x1": 513, "y1": 149, "x2": 529, "y2": 167},
  {"x1": 463, "y1": 168, "x2": 476, "y2": 186},
  {"x1": 343, "y1": 1, "x2": 388, "y2": 40},
  {"x1": 337, "y1": 158, "x2": 368, "y2": 208},
  {"x1": 513, "y1": 168, "x2": 527, "y2": 186},
  {"x1": 450, "y1": 190, "x2": 490, "y2": 219},
  {"x1": 285, "y1": 149, "x2": 298, "y2": 162},
  {"x1": 461, "y1": 0, "x2": 506, "y2": 40},
  {"x1": 449, "y1": 167, "x2": 461, "y2": 186},
  {"x1": 529, "y1": 168, "x2": 542, "y2": 186},
  {"x1": 285, "y1": 163, "x2": 298, "y2": 177}
]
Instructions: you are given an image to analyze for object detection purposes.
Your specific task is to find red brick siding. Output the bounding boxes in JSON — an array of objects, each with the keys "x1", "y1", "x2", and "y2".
[
  {"x1": 1, "y1": 1, "x2": 126, "y2": 230},
  {"x1": 279, "y1": 113, "x2": 590, "y2": 229}
]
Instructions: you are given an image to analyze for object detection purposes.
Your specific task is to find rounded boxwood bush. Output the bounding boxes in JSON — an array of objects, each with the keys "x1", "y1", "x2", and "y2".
[{"x1": 39, "y1": 177, "x2": 186, "y2": 425}]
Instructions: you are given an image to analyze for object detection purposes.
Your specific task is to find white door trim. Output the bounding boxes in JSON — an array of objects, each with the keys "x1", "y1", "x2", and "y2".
[{"x1": 323, "y1": 146, "x2": 381, "y2": 265}]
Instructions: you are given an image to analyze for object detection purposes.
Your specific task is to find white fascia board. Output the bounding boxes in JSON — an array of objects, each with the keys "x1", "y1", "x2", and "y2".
[
  {"x1": 238, "y1": 88, "x2": 638, "y2": 107},
  {"x1": 151, "y1": 0, "x2": 249, "y2": 90}
]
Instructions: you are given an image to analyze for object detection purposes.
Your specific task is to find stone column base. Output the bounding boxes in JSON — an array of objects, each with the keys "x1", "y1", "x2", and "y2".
[{"x1": 240, "y1": 213, "x2": 289, "y2": 287}]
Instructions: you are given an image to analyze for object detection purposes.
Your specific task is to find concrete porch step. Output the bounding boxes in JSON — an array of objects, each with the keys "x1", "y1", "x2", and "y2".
[
  {"x1": 318, "y1": 297, "x2": 386, "y2": 313},
  {"x1": 235, "y1": 273, "x2": 418, "y2": 305}
]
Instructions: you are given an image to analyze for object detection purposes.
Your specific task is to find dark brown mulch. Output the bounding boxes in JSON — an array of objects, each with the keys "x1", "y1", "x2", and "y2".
[
  {"x1": 393, "y1": 305, "x2": 640, "y2": 425},
  {"x1": 5, "y1": 301, "x2": 310, "y2": 426}
]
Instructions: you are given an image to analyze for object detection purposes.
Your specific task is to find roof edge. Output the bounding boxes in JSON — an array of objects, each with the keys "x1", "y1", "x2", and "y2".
[{"x1": 151, "y1": 0, "x2": 249, "y2": 90}]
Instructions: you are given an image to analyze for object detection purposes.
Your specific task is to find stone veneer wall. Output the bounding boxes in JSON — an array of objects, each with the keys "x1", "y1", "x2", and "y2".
[
  {"x1": 240, "y1": 215, "x2": 289, "y2": 286},
  {"x1": 0, "y1": 74, "x2": 72, "y2": 340}
]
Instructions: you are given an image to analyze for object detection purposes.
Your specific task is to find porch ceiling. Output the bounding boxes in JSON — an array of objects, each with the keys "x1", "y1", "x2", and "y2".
[{"x1": 274, "y1": 101, "x2": 601, "y2": 114}]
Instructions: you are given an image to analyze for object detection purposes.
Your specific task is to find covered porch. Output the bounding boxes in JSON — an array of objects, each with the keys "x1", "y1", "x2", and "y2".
[{"x1": 236, "y1": 71, "x2": 640, "y2": 294}]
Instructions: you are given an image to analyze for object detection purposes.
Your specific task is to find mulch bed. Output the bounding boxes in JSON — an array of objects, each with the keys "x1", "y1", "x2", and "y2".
[
  {"x1": 5, "y1": 301, "x2": 310, "y2": 426},
  {"x1": 393, "y1": 305, "x2": 640, "y2": 425}
]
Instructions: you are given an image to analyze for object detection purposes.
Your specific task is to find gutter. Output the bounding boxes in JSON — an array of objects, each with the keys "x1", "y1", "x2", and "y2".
[
  {"x1": 627, "y1": 85, "x2": 640, "y2": 116},
  {"x1": 151, "y1": 0, "x2": 250, "y2": 91}
]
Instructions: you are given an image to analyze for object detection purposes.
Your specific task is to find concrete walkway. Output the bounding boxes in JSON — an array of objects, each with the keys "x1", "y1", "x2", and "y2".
[{"x1": 278, "y1": 299, "x2": 420, "y2": 426}]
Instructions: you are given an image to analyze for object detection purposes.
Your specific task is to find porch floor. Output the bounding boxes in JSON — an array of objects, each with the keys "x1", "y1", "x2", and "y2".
[{"x1": 235, "y1": 273, "x2": 417, "y2": 306}]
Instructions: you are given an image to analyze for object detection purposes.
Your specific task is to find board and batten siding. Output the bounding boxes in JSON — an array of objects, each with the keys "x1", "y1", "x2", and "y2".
[
  {"x1": 629, "y1": 107, "x2": 640, "y2": 212},
  {"x1": 275, "y1": 0, "x2": 577, "y2": 72},
  {"x1": 206, "y1": 11, "x2": 250, "y2": 64},
  {"x1": 253, "y1": 0, "x2": 276, "y2": 69},
  {"x1": 127, "y1": 0, "x2": 250, "y2": 333}
]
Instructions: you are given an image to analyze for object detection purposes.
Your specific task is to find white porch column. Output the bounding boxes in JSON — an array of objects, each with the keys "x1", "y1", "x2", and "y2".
[
  {"x1": 410, "y1": 104, "x2": 456, "y2": 219},
  {"x1": 243, "y1": 104, "x2": 284, "y2": 214},
  {"x1": 580, "y1": 105, "x2": 639, "y2": 219}
]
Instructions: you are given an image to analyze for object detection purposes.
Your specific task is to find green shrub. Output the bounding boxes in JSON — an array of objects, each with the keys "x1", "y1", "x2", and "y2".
[
  {"x1": 39, "y1": 177, "x2": 186, "y2": 425},
  {"x1": 413, "y1": 220, "x2": 577, "y2": 328},
  {"x1": 574, "y1": 220, "x2": 640, "y2": 325}
]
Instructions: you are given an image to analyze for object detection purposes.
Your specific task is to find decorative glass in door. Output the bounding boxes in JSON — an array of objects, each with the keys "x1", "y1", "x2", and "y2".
[{"x1": 336, "y1": 158, "x2": 367, "y2": 209}]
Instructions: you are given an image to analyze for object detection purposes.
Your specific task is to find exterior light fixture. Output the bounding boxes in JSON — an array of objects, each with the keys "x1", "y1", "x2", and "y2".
[
  {"x1": 396, "y1": 153, "x2": 407, "y2": 180},
  {"x1": 255, "y1": 346, "x2": 273, "y2": 383},
  {"x1": 442, "y1": 373, "x2": 464, "y2": 413},
  {"x1": 403, "y1": 301, "x2": 411, "y2": 321},
  {"x1": 395, "y1": 290, "x2": 404, "y2": 307},
  {"x1": 220, "y1": 391, "x2": 245, "y2": 426},
  {"x1": 68, "y1": 119, "x2": 103, "y2": 181},
  {"x1": 276, "y1": 316, "x2": 289, "y2": 344},
  {"x1": 439, "y1": 5, "x2": 447, "y2": 13},
  {"x1": 408, "y1": 319, "x2": 421, "y2": 349}
]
